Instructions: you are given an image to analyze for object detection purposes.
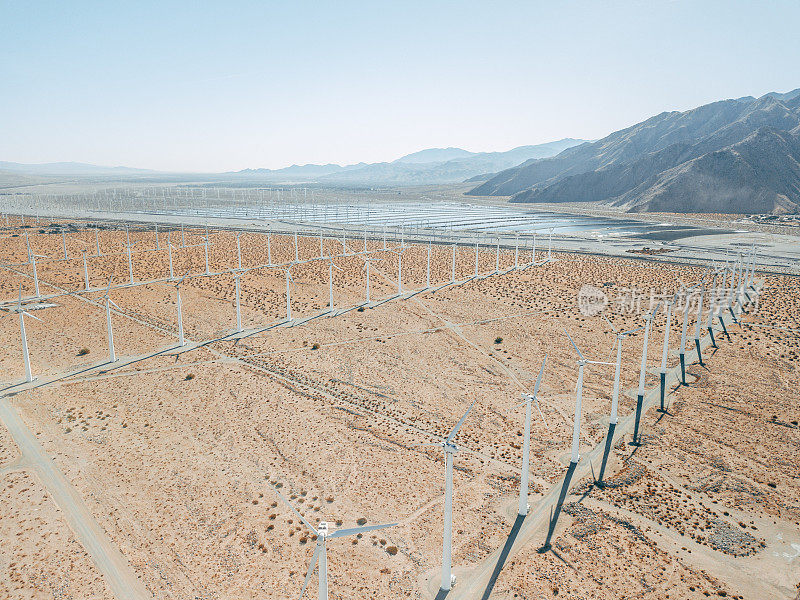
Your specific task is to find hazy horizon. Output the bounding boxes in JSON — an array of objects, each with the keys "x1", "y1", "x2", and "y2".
[{"x1": 2, "y1": 1, "x2": 799, "y2": 172}]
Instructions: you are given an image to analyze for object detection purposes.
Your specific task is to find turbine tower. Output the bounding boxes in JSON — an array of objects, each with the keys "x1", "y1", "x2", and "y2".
[
  {"x1": 633, "y1": 304, "x2": 660, "y2": 444},
  {"x1": 3, "y1": 286, "x2": 42, "y2": 382},
  {"x1": 101, "y1": 277, "x2": 121, "y2": 363},
  {"x1": 658, "y1": 297, "x2": 673, "y2": 412},
  {"x1": 419, "y1": 402, "x2": 475, "y2": 591},
  {"x1": 516, "y1": 357, "x2": 546, "y2": 516}
]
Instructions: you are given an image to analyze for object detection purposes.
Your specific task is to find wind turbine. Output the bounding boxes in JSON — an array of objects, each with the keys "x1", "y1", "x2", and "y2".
[
  {"x1": 426, "y1": 241, "x2": 432, "y2": 288},
  {"x1": 3, "y1": 286, "x2": 42, "y2": 382},
  {"x1": 325, "y1": 258, "x2": 342, "y2": 311},
  {"x1": 658, "y1": 296, "x2": 674, "y2": 412},
  {"x1": 30, "y1": 252, "x2": 44, "y2": 297},
  {"x1": 272, "y1": 485, "x2": 396, "y2": 600},
  {"x1": 167, "y1": 240, "x2": 176, "y2": 280},
  {"x1": 294, "y1": 230, "x2": 300, "y2": 262},
  {"x1": 678, "y1": 287, "x2": 693, "y2": 385},
  {"x1": 601, "y1": 316, "x2": 643, "y2": 427},
  {"x1": 101, "y1": 277, "x2": 121, "y2": 363},
  {"x1": 170, "y1": 271, "x2": 190, "y2": 347},
  {"x1": 361, "y1": 255, "x2": 380, "y2": 304},
  {"x1": 233, "y1": 271, "x2": 244, "y2": 333},
  {"x1": 81, "y1": 250, "x2": 91, "y2": 291},
  {"x1": 284, "y1": 264, "x2": 295, "y2": 321},
  {"x1": 204, "y1": 226, "x2": 210, "y2": 274},
  {"x1": 451, "y1": 242, "x2": 457, "y2": 283},
  {"x1": 633, "y1": 304, "x2": 660, "y2": 445},
  {"x1": 564, "y1": 330, "x2": 615, "y2": 464},
  {"x1": 388, "y1": 247, "x2": 407, "y2": 295},
  {"x1": 515, "y1": 357, "x2": 546, "y2": 516},
  {"x1": 694, "y1": 280, "x2": 707, "y2": 365},
  {"x1": 125, "y1": 238, "x2": 138, "y2": 285},
  {"x1": 419, "y1": 401, "x2": 475, "y2": 591}
]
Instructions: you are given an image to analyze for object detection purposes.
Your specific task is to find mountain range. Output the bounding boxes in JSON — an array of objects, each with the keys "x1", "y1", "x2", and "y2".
[
  {"x1": 0, "y1": 161, "x2": 156, "y2": 175},
  {"x1": 229, "y1": 138, "x2": 587, "y2": 184},
  {"x1": 467, "y1": 89, "x2": 800, "y2": 214}
]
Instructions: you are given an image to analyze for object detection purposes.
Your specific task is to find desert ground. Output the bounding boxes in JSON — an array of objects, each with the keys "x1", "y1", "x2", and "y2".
[{"x1": 0, "y1": 218, "x2": 798, "y2": 599}]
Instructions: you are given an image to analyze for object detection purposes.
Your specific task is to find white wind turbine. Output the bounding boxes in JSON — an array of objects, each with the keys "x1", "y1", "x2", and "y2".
[
  {"x1": 633, "y1": 303, "x2": 661, "y2": 444},
  {"x1": 564, "y1": 330, "x2": 615, "y2": 464},
  {"x1": 450, "y1": 242, "x2": 457, "y2": 283},
  {"x1": 284, "y1": 264, "x2": 296, "y2": 321},
  {"x1": 232, "y1": 271, "x2": 244, "y2": 333},
  {"x1": 678, "y1": 286, "x2": 693, "y2": 385},
  {"x1": 170, "y1": 271, "x2": 190, "y2": 347},
  {"x1": 601, "y1": 316, "x2": 643, "y2": 426},
  {"x1": 325, "y1": 258, "x2": 342, "y2": 312},
  {"x1": 694, "y1": 280, "x2": 707, "y2": 365},
  {"x1": 426, "y1": 241, "x2": 432, "y2": 288},
  {"x1": 388, "y1": 247, "x2": 407, "y2": 295},
  {"x1": 3, "y1": 286, "x2": 43, "y2": 382},
  {"x1": 272, "y1": 485, "x2": 396, "y2": 600},
  {"x1": 515, "y1": 357, "x2": 547, "y2": 516},
  {"x1": 101, "y1": 277, "x2": 121, "y2": 363},
  {"x1": 658, "y1": 296, "x2": 674, "y2": 412},
  {"x1": 204, "y1": 226, "x2": 211, "y2": 274},
  {"x1": 81, "y1": 250, "x2": 91, "y2": 291},
  {"x1": 361, "y1": 255, "x2": 380, "y2": 304},
  {"x1": 125, "y1": 237, "x2": 138, "y2": 285},
  {"x1": 294, "y1": 230, "x2": 300, "y2": 262},
  {"x1": 30, "y1": 252, "x2": 45, "y2": 298},
  {"x1": 418, "y1": 401, "x2": 475, "y2": 591}
]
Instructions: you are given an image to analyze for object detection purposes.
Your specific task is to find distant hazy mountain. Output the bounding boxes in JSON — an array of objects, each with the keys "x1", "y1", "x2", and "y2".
[
  {"x1": 394, "y1": 147, "x2": 474, "y2": 164},
  {"x1": 314, "y1": 138, "x2": 587, "y2": 185},
  {"x1": 0, "y1": 161, "x2": 156, "y2": 175},
  {"x1": 468, "y1": 90, "x2": 800, "y2": 214}
]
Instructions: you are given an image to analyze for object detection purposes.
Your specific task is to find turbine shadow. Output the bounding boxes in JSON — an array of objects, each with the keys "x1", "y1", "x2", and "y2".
[
  {"x1": 434, "y1": 588, "x2": 450, "y2": 600},
  {"x1": 538, "y1": 461, "x2": 578, "y2": 553},
  {"x1": 595, "y1": 422, "x2": 616, "y2": 488},
  {"x1": 479, "y1": 514, "x2": 525, "y2": 600}
]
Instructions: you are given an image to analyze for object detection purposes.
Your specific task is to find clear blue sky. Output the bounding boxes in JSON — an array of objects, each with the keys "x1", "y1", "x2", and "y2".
[{"x1": 2, "y1": 1, "x2": 799, "y2": 172}]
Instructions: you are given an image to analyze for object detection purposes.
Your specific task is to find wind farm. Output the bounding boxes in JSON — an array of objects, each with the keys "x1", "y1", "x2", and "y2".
[
  {"x1": 3, "y1": 2, "x2": 800, "y2": 597},
  {"x1": 0, "y1": 207, "x2": 797, "y2": 600}
]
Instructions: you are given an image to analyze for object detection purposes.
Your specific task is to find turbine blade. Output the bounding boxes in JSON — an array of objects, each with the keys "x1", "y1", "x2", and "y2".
[
  {"x1": 445, "y1": 400, "x2": 475, "y2": 443},
  {"x1": 621, "y1": 326, "x2": 644, "y2": 336},
  {"x1": 328, "y1": 522, "x2": 397, "y2": 539},
  {"x1": 298, "y1": 544, "x2": 321, "y2": 600},
  {"x1": 532, "y1": 355, "x2": 546, "y2": 399},
  {"x1": 270, "y1": 484, "x2": 317, "y2": 534},
  {"x1": 23, "y1": 311, "x2": 43, "y2": 322},
  {"x1": 563, "y1": 328, "x2": 584, "y2": 359},
  {"x1": 601, "y1": 314, "x2": 617, "y2": 332}
]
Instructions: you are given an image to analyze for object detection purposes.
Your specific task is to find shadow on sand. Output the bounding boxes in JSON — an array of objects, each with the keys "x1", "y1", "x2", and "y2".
[
  {"x1": 538, "y1": 461, "x2": 578, "y2": 553},
  {"x1": 479, "y1": 513, "x2": 526, "y2": 600}
]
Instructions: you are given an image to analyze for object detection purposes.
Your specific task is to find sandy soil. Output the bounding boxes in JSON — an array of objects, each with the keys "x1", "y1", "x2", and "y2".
[{"x1": 0, "y1": 223, "x2": 798, "y2": 599}]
